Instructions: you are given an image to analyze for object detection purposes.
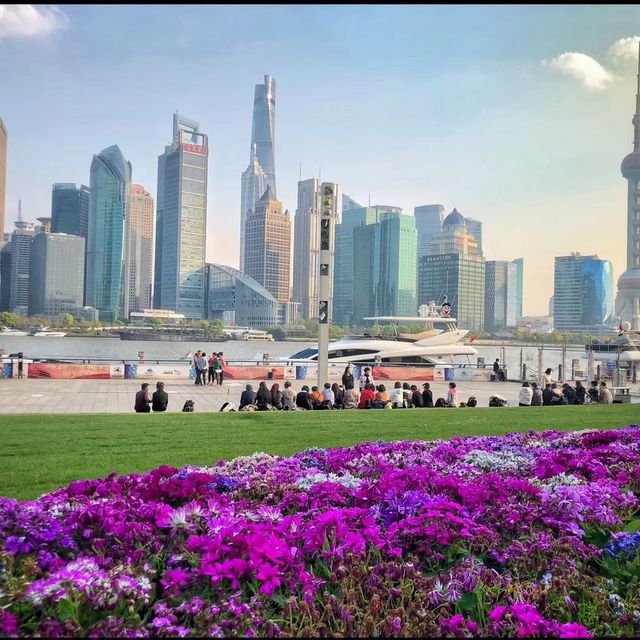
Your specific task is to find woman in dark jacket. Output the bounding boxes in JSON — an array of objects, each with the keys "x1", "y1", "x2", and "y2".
[
  {"x1": 342, "y1": 365, "x2": 355, "y2": 390},
  {"x1": 331, "y1": 383, "x2": 344, "y2": 409},
  {"x1": 270, "y1": 383, "x2": 283, "y2": 410},
  {"x1": 574, "y1": 380, "x2": 587, "y2": 405},
  {"x1": 256, "y1": 381, "x2": 271, "y2": 411}
]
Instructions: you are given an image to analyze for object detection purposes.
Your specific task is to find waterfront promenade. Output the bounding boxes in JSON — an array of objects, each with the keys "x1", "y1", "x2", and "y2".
[{"x1": 0, "y1": 378, "x2": 538, "y2": 413}]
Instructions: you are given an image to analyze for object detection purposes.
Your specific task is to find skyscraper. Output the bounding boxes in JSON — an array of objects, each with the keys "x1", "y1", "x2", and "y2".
[
  {"x1": 430, "y1": 208, "x2": 480, "y2": 256},
  {"x1": 292, "y1": 178, "x2": 339, "y2": 320},
  {"x1": 240, "y1": 145, "x2": 267, "y2": 272},
  {"x1": 8, "y1": 206, "x2": 36, "y2": 315},
  {"x1": 465, "y1": 217, "x2": 483, "y2": 255},
  {"x1": 0, "y1": 240, "x2": 11, "y2": 312},
  {"x1": 0, "y1": 119, "x2": 6, "y2": 236},
  {"x1": 251, "y1": 74, "x2": 276, "y2": 195},
  {"x1": 485, "y1": 260, "x2": 518, "y2": 331},
  {"x1": 352, "y1": 210, "x2": 417, "y2": 323},
  {"x1": 554, "y1": 253, "x2": 614, "y2": 332},
  {"x1": 85, "y1": 145, "x2": 131, "y2": 323},
  {"x1": 154, "y1": 113, "x2": 208, "y2": 319},
  {"x1": 333, "y1": 206, "x2": 382, "y2": 326},
  {"x1": 51, "y1": 183, "x2": 90, "y2": 238},
  {"x1": 29, "y1": 232, "x2": 85, "y2": 317},
  {"x1": 513, "y1": 258, "x2": 524, "y2": 318},
  {"x1": 240, "y1": 75, "x2": 276, "y2": 272},
  {"x1": 617, "y1": 41, "x2": 640, "y2": 330},
  {"x1": 127, "y1": 184, "x2": 154, "y2": 312},
  {"x1": 342, "y1": 194, "x2": 362, "y2": 213},
  {"x1": 244, "y1": 186, "x2": 291, "y2": 304},
  {"x1": 414, "y1": 204, "x2": 444, "y2": 259}
]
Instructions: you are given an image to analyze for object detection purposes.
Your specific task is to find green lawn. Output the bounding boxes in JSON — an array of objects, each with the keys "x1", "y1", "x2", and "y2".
[{"x1": 1, "y1": 405, "x2": 638, "y2": 500}]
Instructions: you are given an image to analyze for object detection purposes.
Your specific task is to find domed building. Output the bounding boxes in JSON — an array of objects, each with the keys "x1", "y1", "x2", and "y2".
[
  {"x1": 430, "y1": 208, "x2": 480, "y2": 256},
  {"x1": 616, "y1": 42, "x2": 640, "y2": 331}
]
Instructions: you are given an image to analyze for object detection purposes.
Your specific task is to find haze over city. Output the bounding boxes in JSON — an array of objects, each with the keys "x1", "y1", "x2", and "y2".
[{"x1": 1, "y1": 4, "x2": 640, "y2": 316}]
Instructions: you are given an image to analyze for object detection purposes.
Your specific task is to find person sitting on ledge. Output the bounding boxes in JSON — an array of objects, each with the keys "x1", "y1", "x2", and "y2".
[
  {"x1": 134, "y1": 383, "x2": 151, "y2": 413},
  {"x1": 296, "y1": 385, "x2": 314, "y2": 410},
  {"x1": 239, "y1": 384, "x2": 257, "y2": 410}
]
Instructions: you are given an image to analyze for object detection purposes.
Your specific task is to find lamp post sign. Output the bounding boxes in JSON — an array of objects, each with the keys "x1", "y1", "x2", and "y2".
[{"x1": 317, "y1": 182, "x2": 336, "y2": 387}]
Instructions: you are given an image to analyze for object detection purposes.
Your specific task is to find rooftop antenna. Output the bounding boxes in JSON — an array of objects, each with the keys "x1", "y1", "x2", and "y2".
[
  {"x1": 299, "y1": 162, "x2": 302, "y2": 181},
  {"x1": 319, "y1": 165, "x2": 322, "y2": 183},
  {"x1": 18, "y1": 199, "x2": 22, "y2": 221},
  {"x1": 368, "y1": 190, "x2": 371, "y2": 207}
]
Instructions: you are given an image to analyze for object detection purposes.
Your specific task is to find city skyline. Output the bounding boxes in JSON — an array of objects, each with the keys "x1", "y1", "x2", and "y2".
[{"x1": 1, "y1": 6, "x2": 640, "y2": 315}]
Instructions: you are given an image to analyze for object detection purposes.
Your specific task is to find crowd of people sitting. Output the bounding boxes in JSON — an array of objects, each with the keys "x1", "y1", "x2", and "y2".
[{"x1": 519, "y1": 379, "x2": 614, "y2": 406}]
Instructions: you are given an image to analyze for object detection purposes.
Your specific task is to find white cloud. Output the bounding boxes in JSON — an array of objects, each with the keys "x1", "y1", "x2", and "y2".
[
  {"x1": 0, "y1": 4, "x2": 68, "y2": 39},
  {"x1": 546, "y1": 52, "x2": 614, "y2": 91},
  {"x1": 607, "y1": 36, "x2": 640, "y2": 65}
]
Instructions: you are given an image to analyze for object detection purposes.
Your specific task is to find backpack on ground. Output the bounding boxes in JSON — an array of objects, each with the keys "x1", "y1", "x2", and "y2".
[
  {"x1": 182, "y1": 399, "x2": 195, "y2": 412},
  {"x1": 434, "y1": 397, "x2": 447, "y2": 408},
  {"x1": 466, "y1": 396, "x2": 477, "y2": 408},
  {"x1": 489, "y1": 395, "x2": 508, "y2": 407},
  {"x1": 219, "y1": 402, "x2": 235, "y2": 412}
]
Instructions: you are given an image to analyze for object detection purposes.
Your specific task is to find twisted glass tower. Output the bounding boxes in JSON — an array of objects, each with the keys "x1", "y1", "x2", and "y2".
[{"x1": 85, "y1": 145, "x2": 131, "y2": 322}]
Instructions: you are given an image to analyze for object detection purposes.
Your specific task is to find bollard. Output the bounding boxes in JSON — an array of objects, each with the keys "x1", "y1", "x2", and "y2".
[
  {"x1": 596, "y1": 364, "x2": 601, "y2": 381},
  {"x1": 522, "y1": 363, "x2": 527, "y2": 382},
  {"x1": 558, "y1": 365, "x2": 563, "y2": 381}
]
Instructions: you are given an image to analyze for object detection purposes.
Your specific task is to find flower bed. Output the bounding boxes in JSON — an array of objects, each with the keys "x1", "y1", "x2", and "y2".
[{"x1": 2, "y1": 426, "x2": 640, "y2": 637}]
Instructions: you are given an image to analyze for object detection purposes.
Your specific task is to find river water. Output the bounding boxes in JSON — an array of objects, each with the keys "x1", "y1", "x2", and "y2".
[{"x1": 0, "y1": 335, "x2": 593, "y2": 376}]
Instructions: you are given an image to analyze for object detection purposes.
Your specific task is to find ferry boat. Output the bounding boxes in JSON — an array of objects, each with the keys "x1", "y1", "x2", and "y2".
[
  {"x1": 30, "y1": 327, "x2": 67, "y2": 337},
  {"x1": 0, "y1": 327, "x2": 29, "y2": 336}
]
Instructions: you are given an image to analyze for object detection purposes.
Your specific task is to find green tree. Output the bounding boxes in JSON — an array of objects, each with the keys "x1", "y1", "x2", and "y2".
[
  {"x1": 61, "y1": 313, "x2": 75, "y2": 328},
  {"x1": 266, "y1": 326, "x2": 286, "y2": 341},
  {"x1": 78, "y1": 317, "x2": 90, "y2": 329},
  {"x1": 0, "y1": 312, "x2": 19, "y2": 328},
  {"x1": 211, "y1": 319, "x2": 225, "y2": 336}
]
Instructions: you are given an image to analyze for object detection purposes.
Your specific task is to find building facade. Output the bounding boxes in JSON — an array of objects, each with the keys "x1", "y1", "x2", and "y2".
[
  {"x1": 617, "y1": 42, "x2": 640, "y2": 330},
  {"x1": 465, "y1": 217, "x2": 483, "y2": 255},
  {"x1": 485, "y1": 260, "x2": 518, "y2": 331},
  {"x1": 205, "y1": 263, "x2": 278, "y2": 328},
  {"x1": 342, "y1": 194, "x2": 362, "y2": 212},
  {"x1": 0, "y1": 239, "x2": 11, "y2": 311},
  {"x1": 418, "y1": 253, "x2": 486, "y2": 331},
  {"x1": 154, "y1": 113, "x2": 208, "y2": 319},
  {"x1": 513, "y1": 257, "x2": 524, "y2": 319},
  {"x1": 414, "y1": 204, "x2": 444, "y2": 259},
  {"x1": 333, "y1": 206, "x2": 382, "y2": 326},
  {"x1": 0, "y1": 119, "x2": 6, "y2": 236},
  {"x1": 244, "y1": 186, "x2": 291, "y2": 304},
  {"x1": 251, "y1": 74, "x2": 276, "y2": 195},
  {"x1": 240, "y1": 145, "x2": 267, "y2": 272},
  {"x1": 430, "y1": 208, "x2": 480, "y2": 256},
  {"x1": 85, "y1": 145, "x2": 131, "y2": 322},
  {"x1": 51, "y1": 183, "x2": 90, "y2": 238},
  {"x1": 554, "y1": 253, "x2": 614, "y2": 332},
  {"x1": 126, "y1": 184, "x2": 154, "y2": 312},
  {"x1": 29, "y1": 232, "x2": 85, "y2": 317},
  {"x1": 292, "y1": 178, "x2": 339, "y2": 321}
]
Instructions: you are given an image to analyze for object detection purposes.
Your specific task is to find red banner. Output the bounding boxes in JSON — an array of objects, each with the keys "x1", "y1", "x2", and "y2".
[
  {"x1": 224, "y1": 366, "x2": 284, "y2": 380},
  {"x1": 28, "y1": 363, "x2": 112, "y2": 379},
  {"x1": 373, "y1": 367, "x2": 440, "y2": 382}
]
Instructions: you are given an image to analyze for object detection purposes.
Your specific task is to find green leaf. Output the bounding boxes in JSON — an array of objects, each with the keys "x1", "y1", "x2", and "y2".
[
  {"x1": 623, "y1": 519, "x2": 640, "y2": 533},
  {"x1": 458, "y1": 591, "x2": 477, "y2": 613},
  {"x1": 56, "y1": 598, "x2": 74, "y2": 622}
]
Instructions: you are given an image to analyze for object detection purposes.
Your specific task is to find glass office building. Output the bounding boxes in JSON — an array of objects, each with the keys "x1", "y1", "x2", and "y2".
[
  {"x1": 513, "y1": 257, "x2": 524, "y2": 319},
  {"x1": 85, "y1": 145, "x2": 131, "y2": 322},
  {"x1": 485, "y1": 260, "x2": 517, "y2": 331},
  {"x1": 155, "y1": 113, "x2": 208, "y2": 319},
  {"x1": 29, "y1": 232, "x2": 85, "y2": 316},
  {"x1": 206, "y1": 263, "x2": 277, "y2": 328},
  {"x1": 51, "y1": 183, "x2": 90, "y2": 238},
  {"x1": 414, "y1": 204, "x2": 444, "y2": 259}
]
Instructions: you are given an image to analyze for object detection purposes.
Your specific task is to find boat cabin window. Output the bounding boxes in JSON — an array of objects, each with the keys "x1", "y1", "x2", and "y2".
[
  {"x1": 328, "y1": 348, "x2": 379, "y2": 359},
  {"x1": 289, "y1": 348, "x2": 318, "y2": 359}
]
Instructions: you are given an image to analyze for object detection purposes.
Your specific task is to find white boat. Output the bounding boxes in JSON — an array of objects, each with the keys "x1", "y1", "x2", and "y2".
[
  {"x1": 282, "y1": 302, "x2": 478, "y2": 365},
  {"x1": 0, "y1": 327, "x2": 29, "y2": 336},
  {"x1": 238, "y1": 330, "x2": 274, "y2": 342},
  {"x1": 30, "y1": 327, "x2": 67, "y2": 337}
]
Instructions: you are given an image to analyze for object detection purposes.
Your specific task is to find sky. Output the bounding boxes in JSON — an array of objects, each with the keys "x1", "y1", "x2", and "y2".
[{"x1": 1, "y1": 4, "x2": 639, "y2": 317}]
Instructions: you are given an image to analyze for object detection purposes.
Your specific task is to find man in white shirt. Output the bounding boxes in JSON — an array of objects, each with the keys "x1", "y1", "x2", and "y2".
[
  {"x1": 389, "y1": 381, "x2": 405, "y2": 408},
  {"x1": 321, "y1": 382, "x2": 335, "y2": 407}
]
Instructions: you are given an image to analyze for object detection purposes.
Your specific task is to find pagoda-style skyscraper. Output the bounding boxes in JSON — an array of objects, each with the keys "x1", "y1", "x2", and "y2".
[{"x1": 618, "y1": 41, "x2": 640, "y2": 330}]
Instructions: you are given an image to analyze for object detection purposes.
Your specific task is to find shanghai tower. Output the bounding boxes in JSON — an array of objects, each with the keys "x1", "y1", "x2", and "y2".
[
  {"x1": 240, "y1": 75, "x2": 276, "y2": 272},
  {"x1": 618, "y1": 41, "x2": 640, "y2": 331}
]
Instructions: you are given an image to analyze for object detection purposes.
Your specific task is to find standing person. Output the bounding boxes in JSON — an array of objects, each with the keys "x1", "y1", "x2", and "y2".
[
  {"x1": 193, "y1": 350, "x2": 202, "y2": 385},
  {"x1": 207, "y1": 353, "x2": 217, "y2": 386},
  {"x1": 390, "y1": 382, "x2": 405, "y2": 408},
  {"x1": 270, "y1": 383, "x2": 284, "y2": 410},
  {"x1": 359, "y1": 366, "x2": 374, "y2": 391},
  {"x1": 342, "y1": 365, "x2": 355, "y2": 390},
  {"x1": 542, "y1": 368, "x2": 554, "y2": 388},
  {"x1": 213, "y1": 353, "x2": 223, "y2": 387},
  {"x1": 216, "y1": 352, "x2": 226, "y2": 386},
  {"x1": 493, "y1": 358, "x2": 503, "y2": 382},
  {"x1": 134, "y1": 383, "x2": 152, "y2": 413},
  {"x1": 239, "y1": 384, "x2": 257, "y2": 410},
  {"x1": 446, "y1": 382, "x2": 459, "y2": 408},
  {"x1": 282, "y1": 381, "x2": 296, "y2": 410},
  {"x1": 256, "y1": 381, "x2": 271, "y2": 410},
  {"x1": 17, "y1": 352, "x2": 24, "y2": 379},
  {"x1": 531, "y1": 382, "x2": 543, "y2": 406},
  {"x1": 152, "y1": 381, "x2": 169, "y2": 412},
  {"x1": 296, "y1": 385, "x2": 314, "y2": 410},
  {"x1": 588, "y1": 380, "x2": 600, "y2": 404},
  {"x1": 411, "y1": 385, "x2": 424, "y2": 408},
  {"x1": 599, "y1": 381, "x2": 613, "y2": 404},
  {"x1": 574, "y1": 380, "x2": 587, "y2": 405},
  {"x1": 422, "y1": 382, "x2": 434, "y2": 407},
  {"x1": 542, "y1": 384, "x2": 554, "y2": 406},
  {"x1": 518, "y1": 381, "x2": 532, "y2": 407},
  {"x1": 196, "y1": 352, "x2": 208, "y2": 386}
]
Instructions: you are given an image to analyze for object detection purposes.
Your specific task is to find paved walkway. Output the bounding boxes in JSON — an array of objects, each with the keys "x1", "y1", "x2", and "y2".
[{"x1": 0, "y1": 378, "x2": 548, "y2": 413}]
